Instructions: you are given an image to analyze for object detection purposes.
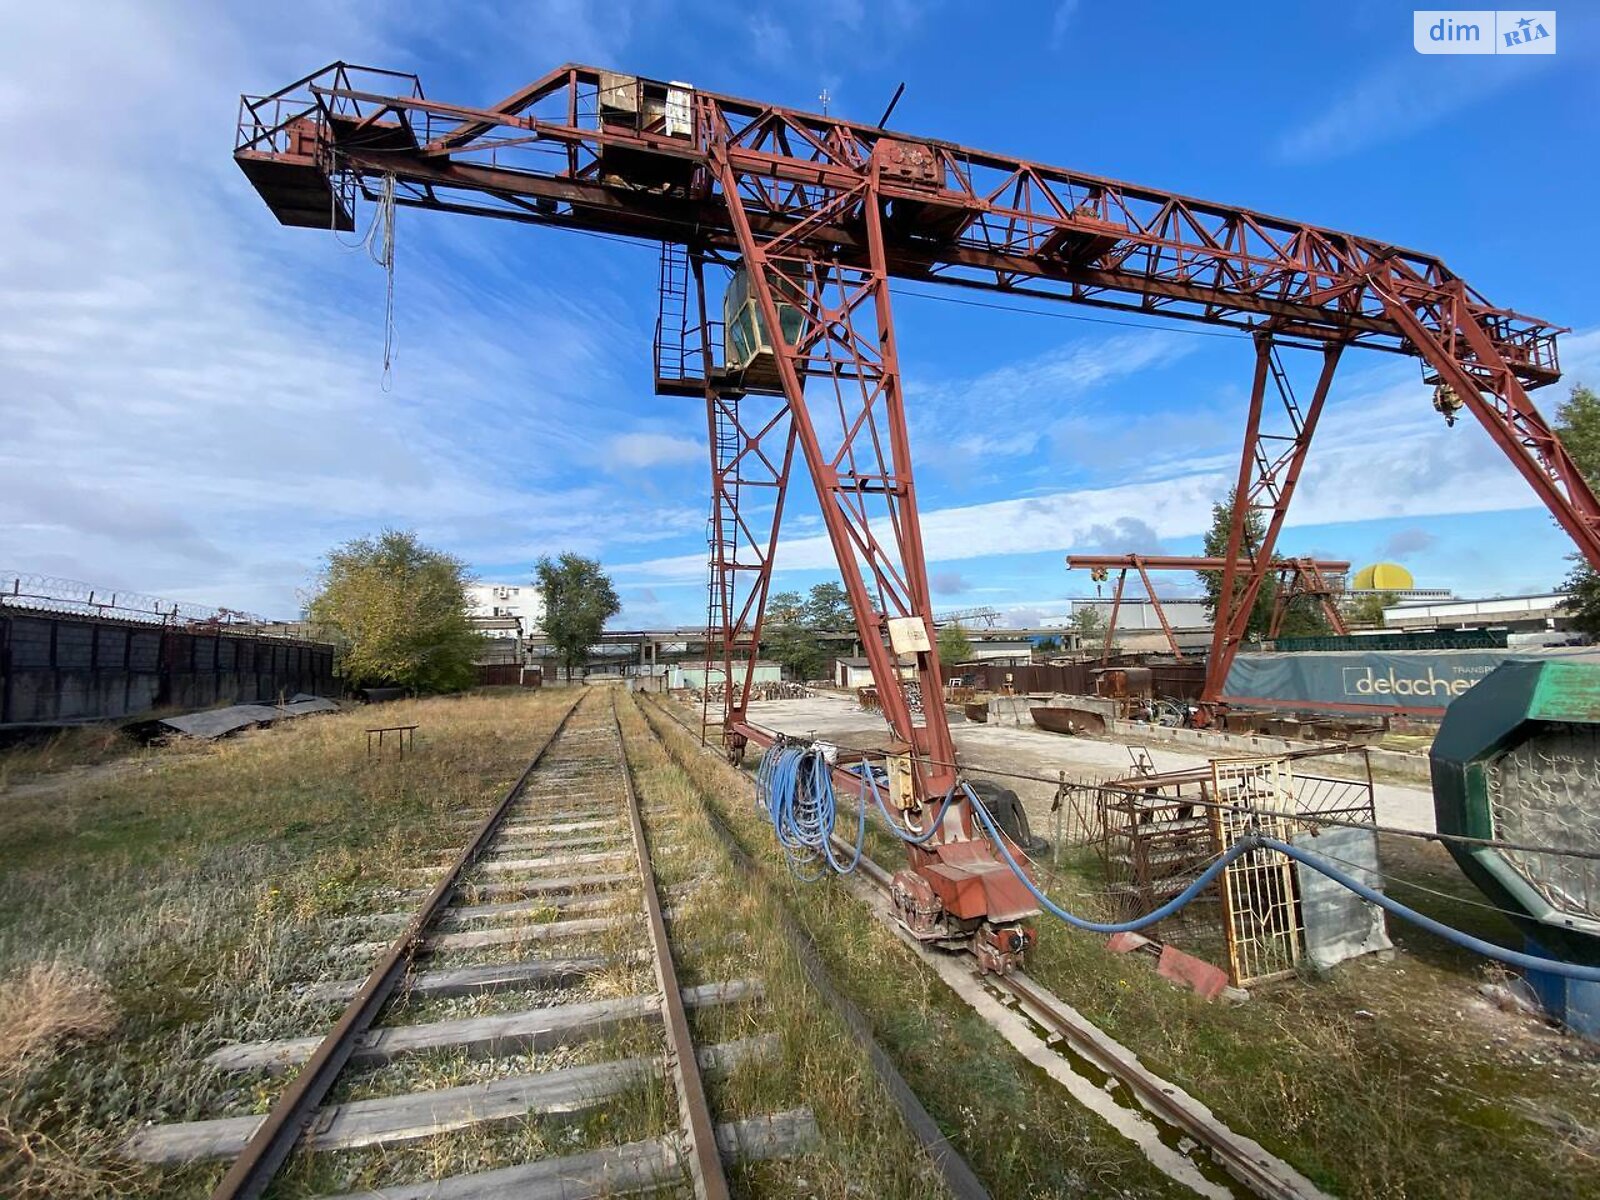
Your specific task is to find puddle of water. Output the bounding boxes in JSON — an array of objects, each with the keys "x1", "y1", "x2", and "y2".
[{"x1": 980, "y1": 978, "x2": 1257, "y2": 1199}]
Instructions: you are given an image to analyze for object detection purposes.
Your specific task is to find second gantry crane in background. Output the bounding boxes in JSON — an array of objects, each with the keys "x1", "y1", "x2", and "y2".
[{"x1": 234, "y1": 62, "x2": 1595, "y2": 952}]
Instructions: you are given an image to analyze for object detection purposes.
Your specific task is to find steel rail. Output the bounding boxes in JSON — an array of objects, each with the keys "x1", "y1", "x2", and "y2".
[
  {"x1": 831, "y1": 841, "x2": 1316, "y2": 1200},
  {"x1": 208, "y1": 690, "x2": 587, "y2": 1200},
  {"x1": 610, "y1": 693, "x2": 730, "y2": 1200},
  {"x1": 994, "y1": 971, "x2": 1307, "y2": 1200},
  {"x1": 831, "y1": 839, "x2": 1326, "y2": 1198},
  {"x1": 632, "y1": 693, "x2": 992, "y2": 1200}
]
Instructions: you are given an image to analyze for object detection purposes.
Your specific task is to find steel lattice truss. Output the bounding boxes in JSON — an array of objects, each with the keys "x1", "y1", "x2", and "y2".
[{"x1": 236, "y1": 60, "x2": 1598, "y2": 813}]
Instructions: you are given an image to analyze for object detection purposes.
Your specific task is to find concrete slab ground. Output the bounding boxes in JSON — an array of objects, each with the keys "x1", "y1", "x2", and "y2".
[{"x1": 743, "y1": 691, "x2": 1438, "y2": 835}]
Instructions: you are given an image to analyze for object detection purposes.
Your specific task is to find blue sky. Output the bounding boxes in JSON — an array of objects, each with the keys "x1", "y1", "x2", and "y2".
[{"x1": 3, "y1": 1, "x2": 1598, "y2": 626}]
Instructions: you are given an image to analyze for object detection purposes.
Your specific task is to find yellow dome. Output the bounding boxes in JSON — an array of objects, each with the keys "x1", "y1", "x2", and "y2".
[{"x1": 1353, "y1": 562, "x2": 1414, "y2": 591}]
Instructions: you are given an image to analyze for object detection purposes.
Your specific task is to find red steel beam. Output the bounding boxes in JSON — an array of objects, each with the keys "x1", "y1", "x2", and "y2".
[
  {"x1": 234, "y1": 61, "x2": 1600, "y2": 709},
  {"x1": 1132, "y1": 555, "x2": 1184, "y2": 661},
  {"x1": 692, "y1": 255, "x2": 796, "y2": 760},
  {"x1": 1101, "y1": 568, "x2": 1126, "y2": 666},
  {"x1": 710, "y1": 156, "x2": 958, "y2": 802},
  {"x1": 1067, "y1": 555, "x2": 1351, "y2": 573},
  {"x1": 1373, "y1": 276, "x2": 1600, "y2": 567},
  {"x1": 236, "y1": 66, "x2": 1563, "y2": 372}
]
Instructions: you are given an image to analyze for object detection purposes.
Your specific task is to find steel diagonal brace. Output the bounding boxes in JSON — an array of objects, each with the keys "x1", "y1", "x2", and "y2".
[
  {"x1": 709, "y1": 143, "x2": 958, "y2": 803},
  {"x1": 1203, "y1": 336, "x2": 1342, "y2": 703},
  {"x1": 694, "y1": 259, "x2": 796, "y2": 759}
]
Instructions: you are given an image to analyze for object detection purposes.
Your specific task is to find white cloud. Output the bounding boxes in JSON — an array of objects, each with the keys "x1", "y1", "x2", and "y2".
[
  {"x1": 1048, "y1": 0, "x2": 1080, "y2": 50},
  {"x1": 0, "y1": 3, "x2": 682, "y2": 616},
  {"x1": 912, "y1": 330, "x2": 1196, "y2": 462},
  {"x1": 608, "y1": 433, "x2": 704, "y2": 469},
  {"x1": 1276, "y1": 54, "x2": 1549, "y2": 162},
  {"x1": 746, "y1": 13, "x2": 794, "y2": 66}
]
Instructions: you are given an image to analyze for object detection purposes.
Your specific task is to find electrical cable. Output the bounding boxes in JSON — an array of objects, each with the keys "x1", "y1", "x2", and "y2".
[
  {"x1": 330, "y1": 155, "x2": 1268, "y2": 346},
  {"x1": 653, "y1": 695, "x2": 1600, "y2": 981},
  {"x1": 888, "y1": 284, "x2": 1249, "y2": 341},
  {"x1": 856, "y1": 766, "x2": 959, "y2": 846},
  {"x1": 1272, "y1": 839, "x2": 1548, "y2": 929},
  {"x1": 847, "y1": 743, "x2": 1600, "y2": 864}
]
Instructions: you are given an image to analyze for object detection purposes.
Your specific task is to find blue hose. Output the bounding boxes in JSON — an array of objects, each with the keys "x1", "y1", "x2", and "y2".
[
  {"x1": 755, "y1": 742, "x2": 864, "y2": 877},
  {"x1": 961, "y1": 783, "x2": 1600, "y2": 983},
  {"x1": 857, "y1": 765, "x2": 959, "y2": 846}
]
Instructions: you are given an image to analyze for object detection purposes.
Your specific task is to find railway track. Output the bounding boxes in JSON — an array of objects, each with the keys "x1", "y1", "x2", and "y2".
[
  {"x1": 123, "y1": 685, "x2": 1331, "y2": 1199},
  {"x1": 126, "y1": 690, "x2": 813, "y2": 1199},
  {"x1": 635, "y1": 693, "x2": 1335, "y2": 1200}
]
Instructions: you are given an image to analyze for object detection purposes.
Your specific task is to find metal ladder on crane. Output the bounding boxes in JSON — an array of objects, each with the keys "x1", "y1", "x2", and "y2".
[
  {"x1": 1255, "y1": 345, "x2": 1306, "y2": 509},
  {"x1": 701, "y1": 398, "x2": 746, "y2": 745},
  {"x1": 654, "y1": 241, "x2": 700, "y2": 395}
]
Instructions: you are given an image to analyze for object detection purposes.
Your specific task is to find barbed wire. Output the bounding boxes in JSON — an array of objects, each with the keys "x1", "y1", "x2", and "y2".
[{"x1": 0, "y1": 571, "x2": 272, "y2": 628}]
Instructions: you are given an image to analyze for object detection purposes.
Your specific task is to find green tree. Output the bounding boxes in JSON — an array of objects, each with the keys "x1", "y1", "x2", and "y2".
[
  {"x1": 764, "y1": 591, "x2": 826, "y2": 680},
  {"x1": 307, "y1": 529, "x2": 482, "y2": 693},
  {"x1": 1068, "y1": 606, "x2": 1105, "y2": 642},
  {"x1": 1035, "y1": 635, "x2": 1062, "y2": 654},
  {"x1": 1197, "y1": 490, "x2": 1336, "y2": 640},
  {"x1": 1554, "y1": 383, "x2": 1600, "y2": 471},
  {"x1": 766, "y1": 590, "x2": 805, "y2": 625},
  {"x1": 1345, "y1": 590, "x2": 1397, "y2": 627},
  {"x1": 1199, "y1": 489, "x2": 1278, "y2": 639},
  {"x1": 535, "y1": 553, "x2": 621, "y2": 680},
  {"x1": 937, "y1": 622, "x2": 973, "y2": 670},
  {"x1": 1276, "y1": 597, "x2": 1335, "y2": 639},
  {"x1": 1556, "y1": 385, "x2": 1600, "y2": 634},
  {"x1": 802, "y1": 581, "x2": 853, "y2": 631},
  {"x1": 768, "y1": 625, "x2": 828, "y2": 680}
]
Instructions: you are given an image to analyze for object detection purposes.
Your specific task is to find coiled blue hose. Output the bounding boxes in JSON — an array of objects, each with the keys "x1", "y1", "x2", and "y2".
[
  {"x1": 961, "y1": 783, "x2": 1600, "y2": 983},
  {"x1": 756, "y1": 742, "x2": 864, "y2": 877}
]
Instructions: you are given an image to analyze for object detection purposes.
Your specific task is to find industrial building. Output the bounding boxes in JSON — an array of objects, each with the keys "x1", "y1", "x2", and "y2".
[
  {"x1": 1382, "y1": 592, "x2": 1575, "y2": 635},
  {"x1": 464, "y1": 582, "x2": 545, "y2": 636}
]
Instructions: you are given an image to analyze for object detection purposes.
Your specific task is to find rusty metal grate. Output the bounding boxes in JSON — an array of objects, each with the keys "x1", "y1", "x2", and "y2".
[{"x1": 1210, "y1": 756, "x2": 1305, "y2": 987}]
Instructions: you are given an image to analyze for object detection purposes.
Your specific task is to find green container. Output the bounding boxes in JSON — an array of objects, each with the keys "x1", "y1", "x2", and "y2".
[{"x1": 1430, "y1": 659, "x2": 1600, "y2": 963}]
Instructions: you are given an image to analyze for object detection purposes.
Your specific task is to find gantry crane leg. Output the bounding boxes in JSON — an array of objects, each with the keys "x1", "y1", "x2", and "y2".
[
  {"x1": 1374, "y1": 276, "x2": 1600, "y2": 567},
  {"x1": 1203, "y1": 337, "x2": 1343, "y2": 704},
  {"x1": 693, "y1": 260, "x2": 798, "y2": 762},
  {"x1": 710, "y1": 160, "x2": 959, "y2": 803}
]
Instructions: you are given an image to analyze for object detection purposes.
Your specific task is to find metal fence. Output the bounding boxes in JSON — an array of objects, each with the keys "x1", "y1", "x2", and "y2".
[
  {"x1": 1, "y1": 610, "x2": 335, "y2": 725},
  {"x1": 1039, "y1": 747, "x2": 1379, "y2": 986}
]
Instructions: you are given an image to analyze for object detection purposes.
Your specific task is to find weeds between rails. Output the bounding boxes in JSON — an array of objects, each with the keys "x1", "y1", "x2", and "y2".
[
  {"x1": 39, "y1": 691, "x2": 795, "y2": 1198},
  {"x1": 0, "y1": 691, "x2": 571, "y2": 1197},
  {"x1": 2, "y1": 690, "x2": 1036, "y2": 1198},
  {"x1": 11, "y1": 685, "x2": 1580, "y2": 1199}
]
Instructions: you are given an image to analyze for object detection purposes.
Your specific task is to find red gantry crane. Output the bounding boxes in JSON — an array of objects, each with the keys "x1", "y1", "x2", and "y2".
[
  {"x1": 235, "y1": 62, "x2": 1597, "y2": 951},
  {"x1": 1066, "y1": 554, "x2": 1352, "y2": 670}
]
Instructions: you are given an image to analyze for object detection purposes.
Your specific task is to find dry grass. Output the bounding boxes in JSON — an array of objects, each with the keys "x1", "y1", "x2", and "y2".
[
  {"x1": 645, "y1": 693, "x2": 1600, "y2": 1200},
  {"x1": 0, "y1": 962, "x2": 129, "y2": 1198},
  {"x1": 0, "y1": 687, "x2": 574, "y2": 1198},
  {"x1": 631, "y1": 692, "x2": 1191, "y2": 1199},
  {"x1": 0, "y1": 725, "x2": 145, "y2": 793},
  {"x1": 0, "y1": 961, "x2": 119, "y2": 1073}
]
